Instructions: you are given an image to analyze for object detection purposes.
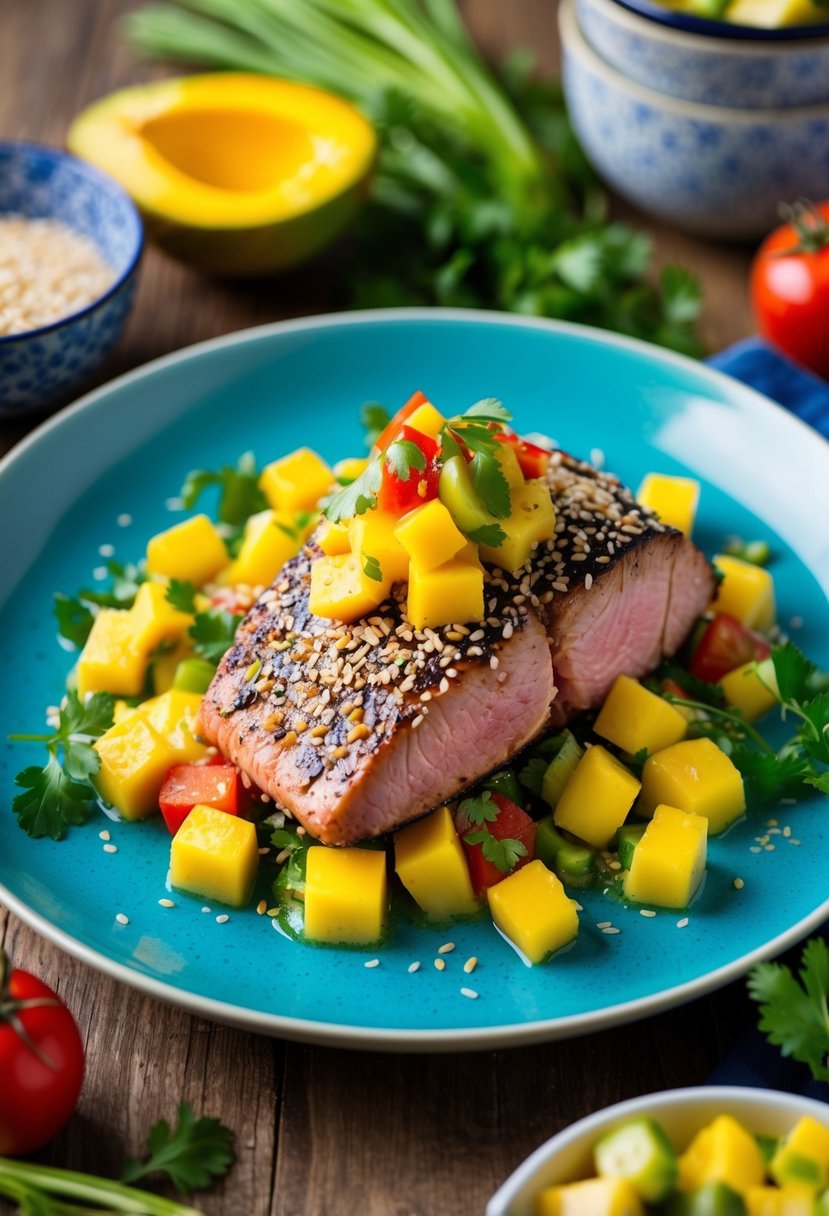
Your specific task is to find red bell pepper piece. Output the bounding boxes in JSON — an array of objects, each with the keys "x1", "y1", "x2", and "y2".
[
  {"x1": 158, "y1": 762, "x2": 240, "y2": 835},
  {"x1": 458, "y1": 793, "x2": 536, "y2": 897},
  {"x1": 688, "y1": 613, "x2": 771, "y2": 684},
  {"x1": 496, "y1": 431, "x2": 551, "y2": 480},
  {"x1": 374, "y1": 390, "x2": 429, "y2": 454},
  {"x1": 376, "y1": 423, "x2": 441, "y2": 515}
]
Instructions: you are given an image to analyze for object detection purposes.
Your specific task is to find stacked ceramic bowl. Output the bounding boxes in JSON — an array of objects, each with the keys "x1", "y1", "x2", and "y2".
[{"x1": 559, "y1": 0, "x2": 829, "y2": 238}]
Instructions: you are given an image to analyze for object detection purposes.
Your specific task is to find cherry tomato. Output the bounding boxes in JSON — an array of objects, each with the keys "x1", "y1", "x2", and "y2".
[
  {"x1": 458, "y1": 793, "x2": 536, "y2": 896},
  {"x1": 159, "y1": 761, "x2": 240, "y2": 834},
  {"x1": 373, "y1": 390, "x2": 429, "y2": 454},
  {"x1": 495, "y1": 431, "x2": 551, "y2": 480},
  {"x1": 376, "y1": 424, "x2": 441, "y2": 515},
  {"x1": 750, "y1": 201, "x2": 829, "y2": 380},
  {"x1": 0, "y1": 951, "x2": 84, "y2": 1155},
  {"x1": 688, "y1": 613, "x2": 771, "y2": 684}
]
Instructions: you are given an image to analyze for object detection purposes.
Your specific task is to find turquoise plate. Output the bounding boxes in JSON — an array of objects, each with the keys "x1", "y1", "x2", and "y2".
[{"x1": 1, "y1": 310, "x2": 827, "y2": 1051}]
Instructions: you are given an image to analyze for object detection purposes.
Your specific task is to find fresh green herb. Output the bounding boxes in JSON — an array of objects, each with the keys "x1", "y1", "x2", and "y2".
[
  {"x1": 54, "y1": 560, "x2": 148, "y2": 648},
  {"x1": 323, "y1": 458, "x2": 383, "y2": 523},
  {"x1": 121, "y1": 1101, "x2": 235, "y2": 1193},
  {"x1": 275, "y1": 511, "x2": 314, "y2": 543},
  {"x1": 467, "y1": 523, "x2": 507, "y2": 548},
  {"x1": 723, "y1": 537, "x2": 772, "y2": 566},
  {"x1": 458, "y1": 790, "x2": 527, "y2": 874},
  {"x1": 361, "y1": 401, "x2": 391, "y2": 449},
  {"x1": 9, "y1": 692, "x2": 115, "y2": 840},
  {"x1": 469, "y1": 451, "x2": 510, "y2": 519},
  {"x1": 272, "y1": 825, "x2": 310, "y2": 899},
  {"x1": 748, "y1": 937, "x2": 829, "y2": 1083},
  {"x1": 0, "y1": 1102, "x2": 234, "y2": 1215},
  {"x1": 458, "y1": 789, "x2": 499, "y2": 827},
  {"x1": 165, "y1": 579, "x2": 198, "y2": 614},
  {"x1": 385, "y1": 439, "x2": 427, "y2": 482},
  {"x1": 126, "y1": 0, "x2": 702, "y2": 355},
  {"x1": 464, "y1": 398, "x2": 512, "y2": 423},
  {"x1": 518, "y1": 734, "x2": 571, "y2": 798},
  {"x1": 362, "y1": 553, "x2": 383, "y2": 582},
  {"x1": 189, "y1": 609, "x2": 244, "y2": 664},
  {"x1": 181, "y1": 451, "x2": 267, "y2": 550},
  {"x1": 54, "y1": 592, "x2": 95, "y2": 649}
]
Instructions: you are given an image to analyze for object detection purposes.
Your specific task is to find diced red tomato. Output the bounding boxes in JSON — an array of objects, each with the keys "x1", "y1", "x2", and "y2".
[
  {"x1": 496, "y1": 431, "x2": 551, "y2": 480},
  {"x1": 158, "y1": 762, "x2": 240, "y2": 835},
  {"x1": 374, "y1": 390, "x2": 429, "y2": 454},
  {"x1": 376, "y1": 423, "x2": 441, "y2": 515},
  {"x1": 688, "y1": 613, "x2": 771, "y2": 684},
  {"x1": 458, "y1": 793, "x2": 536, "y2": 897}
]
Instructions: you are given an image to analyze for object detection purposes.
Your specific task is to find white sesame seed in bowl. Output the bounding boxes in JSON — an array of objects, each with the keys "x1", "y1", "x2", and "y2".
[{"x1": 0, "y1": 140, "x2": 143, "y2": 417}]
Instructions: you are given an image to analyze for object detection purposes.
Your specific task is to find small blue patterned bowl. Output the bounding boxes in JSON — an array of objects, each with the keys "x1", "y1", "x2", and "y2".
[
  {"x1": 560, "y1": 0, "x2": 829, "y2": 239},
  {"x1": 577, "y1": 0, "x2": 829, "y2": 108},
  {"x1": 614, "y1": 0, "x2": 829, "y2": 40},
  {"x1": 0, "y1": 142, "x2": 143, "y2": 417}
]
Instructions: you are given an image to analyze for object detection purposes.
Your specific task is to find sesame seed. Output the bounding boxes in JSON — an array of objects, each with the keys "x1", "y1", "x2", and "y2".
[
  {"x1": 347, "y1": 722, "x2": 371, "y2": 744},
  {"x1": 676, "y1": 917, "x2": 689, "y2": 929},
  {"x1": 99, "y1": 829, "x2": 111, "y2": 841},
  {"x1": 364, "y1": 958, "x2": 380, "y2": 969},
  {"x1": 411, "y1": 714, "x2": 424, "y2": 729},
  {"x1": 463, "y1": 957, "x2": 478, "y2": 974},
  {"x1": 602, "y1": 926, "x2": 621, "y2": 935},
  {"x1": 460, "y1": 987, "x2": 478, "y2": 1000},
  {"x1": 783, "y1": 826, "x2": 792, "y2": 838},
  {"x1": 733, "y1": 878, "x2": 745, "y2": 890},
  {"x1": 438, "y1": 942, "x2": 455, "y2": 954},
  {"x1": 103, "y1": 843, "x2": 118, "y2": 854},
  {"x1": 639, "y1": 909, "x2": 657, "y2": 918},
  {"x1": 158, "y1": 898, "x2": 175, "y2": 908},
  {"x1": 115, "y1": 912, "x2": 129, "y2": 925},
  {"x1": 408, "y1": 961, "x2": 421, "y2": 973},
  {"x1": 749, "y1": 846, "x2": 762, "y2": 854},
  {"x1": 116, "y1": 513, "x2": 132, "y2": 527},
  {"x1": 764, "y1": 844, "x2": 775, "y2": 852},
  {"x1": 201, "y1": 906, "x2": 211, "y2": 913},
  {"x1": 258, "y1": 846, "x2": 270, "y2": 856},
  {"x1": 93, "y1": 565, "x2": 108, "y2": 580},
  {"x1": 257, "y1": 899, "x2": 268, "y2": 915},
  {"x1": 596, "y1": 921, "x2": 612, "y2": 929},
  {"x1": 789, "y1": 838, "x2": 801, "y2": 846},
  {"x1": 216, "y1": 914, "x2": 230, "y2": 924},
  {"x1": 434, "y1": 958, "x2": 446, "y2": 971}
]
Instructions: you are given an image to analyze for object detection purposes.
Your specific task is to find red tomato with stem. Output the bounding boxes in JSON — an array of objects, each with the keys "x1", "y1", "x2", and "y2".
[
  {"x1": 688, "y1": 613, "x2": 771, "y2": 684},
  {"x1": 458, "y1": 793, "x2": 536, "y2": 897},
  {"x1": 0, "y1": 950, "x2": 85, "y2": 1155},
  {"x1": 750, "y1": 201, "x2": 829, "y2": 380},
  {"x1": 376, "y1": 424, "x2": 441, "y2": 515}
]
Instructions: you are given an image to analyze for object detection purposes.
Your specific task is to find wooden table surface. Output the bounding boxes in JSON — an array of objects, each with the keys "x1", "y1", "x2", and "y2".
[{"x1": 1, "y1": 3, "x2": 760, "y2": 1214}]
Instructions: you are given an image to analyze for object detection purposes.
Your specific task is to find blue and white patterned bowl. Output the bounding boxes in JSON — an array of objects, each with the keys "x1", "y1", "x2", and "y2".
[
  {"x1": 560, "y1": 0, "x2": 829, "y2": 239},
  {"x1": 0, "y1": 142, "x2": 143, "y2": 418},
  {"x1": 614, "y1": 0, "x2": 829, "y2": 40},
  {"x1": 577, "y1": 0, "x2": 829, "y2": 108}
]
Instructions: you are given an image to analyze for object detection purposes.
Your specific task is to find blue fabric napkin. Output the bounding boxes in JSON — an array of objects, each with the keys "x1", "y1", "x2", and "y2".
[{"x1": 704, "y1": 337, "x2": 828, "y2": 1096}]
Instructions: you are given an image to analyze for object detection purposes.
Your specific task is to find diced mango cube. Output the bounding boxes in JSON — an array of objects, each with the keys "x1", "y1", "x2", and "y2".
[
  {"x1": 535, "y1": 1177, "x2": 644, "y2": 1216},
  {"x1": 405, "y1": 400, "x2": 446, "y2": 440},
  {"x1": 394, "y1": 806, "x2": 478, "y2": 920},
  {"x1": 333, "y1": 456, "x2": 369, "y2": 483},
  {"x1": 146, "y1": 514, "x2": 228, "y2": 586},
  {"x1": 129, "y1": 581, "x2": 193, "y2": 653},
  {"x1": 170, "y1": 804, "x2": 259, "y2": 907},
  {"x1": 747, "y1": 1186, "x2": 814, "y2": 1216},
  {"x1": 141, "y1": 689, "x2": 207, "y2": 764},
  {"x1": 637, "y1": 473, "x2": 700, "y2": 536},
  {"x1": 304, "y1": 846, "x2": 388, "y2": 944},
  {"x1": 494, "y1": 440, "x2": 525, "y2": 490},
  {"x1": 260, "y1": 447, "x2": 332, "y2": 514},
  {"x1": 594, "y1": 675, "x2": 688, "y2": 756},
  {"x1": 711, "y1": 555, "x2": 776, "y2": 631},
  {"x1": 727, "y1": 0, "x2": 822, "y2": 27},
  {"x1": 317, "y1": 518, "x2": 351, "y2": 556},
  {"x1": 770, "y1": 1117, "x2": 829, "y2": 1191},
  {"x1": 479, "y1": 480, "x2": 556, "y2": 573},
  {"x1": 94, "y1": 714, "x2": 175, "y2": 821},
  {"x1": 719, "y1": 658, "x2": 780, "y2": 723},
  {"x1": 222, "y1": 509, "x2": 301, "y2": 588},
  {"x1": 76, "y1": 609, "x2": 148, "y2": 698},
  {"x1": 348, "y1": 511, "x2": 409, "y2": 584},
  {"x1": 394, "y1": 499, "x2": 467, "y2": 573},
  {"x1": 113, "y1": 700, "x2": 138, "y2": 725},
  {"x1": 406, "y1": 556, "x2": 484, "y2": 629},
  {"x1": 679, "y1": 1115, "x2": 766, "y2": 1196},
  {"x1": 309, "y1": 553, "x2": 391, "y2": 622},
  {"x1": 487, "y1": 860, "x2": 579, "y2": 964},
  {"x1": 554, "y1": 745, "x2": 641, "y2": 849},
  {"x1": 639, "y1": 738, "x2": 745, "y2": 835},
  {"x1": 623, "y1": 804, "x2": 707, "y2": 908}
]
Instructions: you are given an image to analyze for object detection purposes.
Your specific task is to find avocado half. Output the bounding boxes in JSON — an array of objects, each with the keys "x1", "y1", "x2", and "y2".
[{"x1": 67, "y1": 73, "x2": 377, "y2": 276}]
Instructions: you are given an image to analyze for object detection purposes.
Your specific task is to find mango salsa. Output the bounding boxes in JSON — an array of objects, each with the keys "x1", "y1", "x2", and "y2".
[
  {"x1": 747, "y1": 1186, "x2": 814, "y2": 1216},
  {"x1": 146, "y1": 513, "x2": 228, "y2": 586},
  {"x1": 594, "y1": 675, "x2": 688, "y2": 757},
  {"x1": 679, "y1": 1115, "x2": 766, "y2": 1196},
  {"x1": 535, "y1": 1178, "x2": 644, "y2": 1216},
  {"x1": 479, "y1": 480, "x2": 556, "y2": 573},
  {"x1": 487, "y1": 860, "x2": 579, "y2": 964},
  {"x1": 309, "y1": 552, "x2": 391, "y2": 621},
  {"x1": 151, "y1": 640, "x2": 194, "y2": 695},
  {"x1": 170, "y1": 803, "x2": 259, "y2": 907},
  {"x1": 304, "y1": 846, "x2": 388, "y2": 945},
  {"x1": 554, "y1": 745, "x2": 641, "y2": 849},
  {"x1": 406, "y1": 554, "x2": 484, "y2": 630},
  {"x1": 711, "y1": 554, "x2": 776, "y2": 631},
  {"x1": 333, "y1": 456, "x2": 369, "y2": 483},
  {"x1": 623, "y1": 804, "x2": 708, "y2": 908},
  {"x1": 719, "y1": 658, "x2": 779, "y2": 723},
  {"x1": 394, "y1": 806, "x2": 478, "y2": 920},
  {"x1": 348, "y1": 510, "x2": 410, "y2": 583},
  {"x1": 222, "y1": 508, "x2": 303, "y2": 588},
  {"x1": 394, "y1": 499, "x2": 467, "y2": 573},
  {"x1": 637, "y1": 473, "x2": 700, "y2": 536},
  {"x1": 76, "y1": 608, "x2": 148, "y2": 698},
  {"x1": 129, "y1": 581, "x2": 193, "y2": 653},
  {"x1": 317, "y1": 518, "x2": 351, "y2": 556},
  {"x1": 260, "y1": 447, "x2": 332, "y2": 514},
  {"x1": 770, "y1": 1117, "x2": 829, "y2": 1191},
  {"x1": 639, "y1": 738, "x2": 745, "y2": 835},
  {"x1": 405, "y1": 400, "x2": 446, "y2": 440}
]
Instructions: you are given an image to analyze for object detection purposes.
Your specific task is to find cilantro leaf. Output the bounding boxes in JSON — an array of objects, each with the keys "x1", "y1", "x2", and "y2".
[
  {"x1": 362, "y1": 553, "x2": 383, "y2": 582},
  {"x1": 272, "y1": 825, "x2": 310, "y2": 899},
  {"x1": 481, "y1": 833, "x2": 528, "y2": 873},
  {"x1": 12, "y1": 758, "x2": 92, "y2": 841},
  {"x1": 121, "y1": 1100, "x2": 235, "y2": 1193},
  {"x1": 467, "y1": 523, "x2": 507, "y2": 548},
  {"x1": 361, "y1": 401, "x2": 391, "y2": 448},
  {"x1": 748, "y1": 937, "x2": 829, "y2": 1083},
  {"x1": 189, "y1": 610, "x2": 243, "y2": 664},
  {"x1": 469, "y1": 451, "x2": 510, "y2": 519},
  {"x1": 462, "y1": 398, "x2": 511, "y2": 423},
  {"x1": 773, "y1": 641, "x2": 818, "y2": 705},
  {"x1": 54, "y1": 592, "x2": 95, "y2": 649},
  {"x1": 181, "y1": 451, "x2": 267, "y2": 533},
  {"x1": 166, "y1": 579, "x2": 198, "y2": 614},
  {"x1": 323, "y1": 458, "x2": 382, "y2": 523},
  {"x1": 457, "y1": 789, "x2": 498, "y2": 826},
  {"x1": 661, "y1": 265, "x2": 702, "y2": 328},
  {"x1": 79, "y1": 560, "x2": 146, "y2": 611},
  {"x1": 796, "y1": 691, "x2": 829, "y2": 767},
  {"x1": 385, "y1": 439, "x2": 426, "y2": 482},
  {"x1": 518, "y1": 757, "x2": 549, "y2": 799}
]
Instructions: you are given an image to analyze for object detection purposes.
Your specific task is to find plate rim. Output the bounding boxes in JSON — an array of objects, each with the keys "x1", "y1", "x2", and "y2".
[{"x1": 2, "y1": 306, "x2": 827, "y2": 1052}]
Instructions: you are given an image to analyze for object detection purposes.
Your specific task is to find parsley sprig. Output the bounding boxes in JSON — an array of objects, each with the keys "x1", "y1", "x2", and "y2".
[
  {"x1": 748, "y1": 937, "x2": 829, "y2": 1083},
  {"x1": 121, "y1": 1101, "x2": 235, "y2": 1193},
  {"x1": 458, "y1": 790, "x2": 527, "y2": 874},
  {"x1": 189, "y1": 608, "x2": 244, "y2": 664},
  {"x1": 181, "y1": 451, "x2": 267, "y2": 552},
  {"x1": 271, "y1": 825, "x2": 310, "y2": 900},
  {"x1": 54, "y1": 559, "x2": 147, "y2": 649},
  {"x1": 9, "y1": 691, "x2": 114, "y2": 840}
]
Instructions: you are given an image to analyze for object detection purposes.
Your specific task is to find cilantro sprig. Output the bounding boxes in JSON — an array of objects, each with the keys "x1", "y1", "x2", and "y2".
[
  {"x1": 748, "y1": 937, "x2": 829, "y2": 1083},
  {"x1": 121, "y1": 1101, "x2": 235, "y2": 1193},
  {"x1": 54, "y1": 560, "x2": 147, "y2": 648},
  {"x1": 189, "y1": 608, "x2": 244, "y2": 664},
  {"x1": 361, "y1": 401, "x2": 391, "y2": 449},
  {"x1": 181, "y1": 450, "x2": 267, "y2": 551},
  {"x1": 9, "y1": 691, "x2": 115, "y2": 840},
  {"x1": 324, "y1": 459, "x2": 383, "y2": 524},
  {"x1": 458, "y1": 790, "x2": 527, "y2": 874},
  {"x1": 271, "y1": 825, "x2": 310, "y2": 900}
]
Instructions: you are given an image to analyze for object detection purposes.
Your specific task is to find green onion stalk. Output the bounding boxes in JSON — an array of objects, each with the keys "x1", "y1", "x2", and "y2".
[{"x1": 0, "y1": 1157, "x2": 202, "y2": 1216}]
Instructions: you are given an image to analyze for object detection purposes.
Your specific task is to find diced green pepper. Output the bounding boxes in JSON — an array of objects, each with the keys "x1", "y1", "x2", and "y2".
[
  {"x1": 617, "y1": 823, "x2": 646, "y2": 871},
  {"x1": 438, "y1": 454, "x2": 495, "y2": 534},
  {"x1": 535, "y1": 816, "x2": 568, "y2": 868},
  {"x1": 554, "y1": 842, "x2": 597, "y2": 890},
  {"x1": 755, "y1": 1134, "x2": 779, "y2": 1169},
  {"x1": 669, "y1": 1183, "x2": 746, "y2": 1216},
  {"x1": 595, "y1": 1116, "x2": 678, "y2": 1202},
  {"x1": 541, "y1": 730, "x2": 583, "y2": 809},
  {"x1": 172, "y1": 657, "x2": 217, "y2": 694},
  {"x1": 483, "y1": 768, "x2": 524, "y2": 808}
]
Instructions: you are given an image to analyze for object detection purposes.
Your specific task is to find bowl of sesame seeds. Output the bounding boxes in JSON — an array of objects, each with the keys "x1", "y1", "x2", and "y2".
[{"x1": 0, "y1": 140, "x2": 143, "y2": 416}]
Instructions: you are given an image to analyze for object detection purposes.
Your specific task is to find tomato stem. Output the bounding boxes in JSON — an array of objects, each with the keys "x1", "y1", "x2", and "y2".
[{"x1": 777, "y1": 199, "x2": 829, "y2": 256}]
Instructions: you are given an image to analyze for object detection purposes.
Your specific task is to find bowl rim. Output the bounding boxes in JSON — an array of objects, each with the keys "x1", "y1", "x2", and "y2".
[
  {"x1": 0, "y1": 139, "x2": 144, "y2": 348},
  {"x1": 580, "y1": 0, "x2": 829, "y2": 51},
  {"x1": 562, "y1": 0, "x2": 829, "y2": 117},
  {"x1": 487, "y1": 1085, "x2": 829, "y2": 1216},
  {"x1": 612, "y1": 0, "x2": 829, "y2": 41}
]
